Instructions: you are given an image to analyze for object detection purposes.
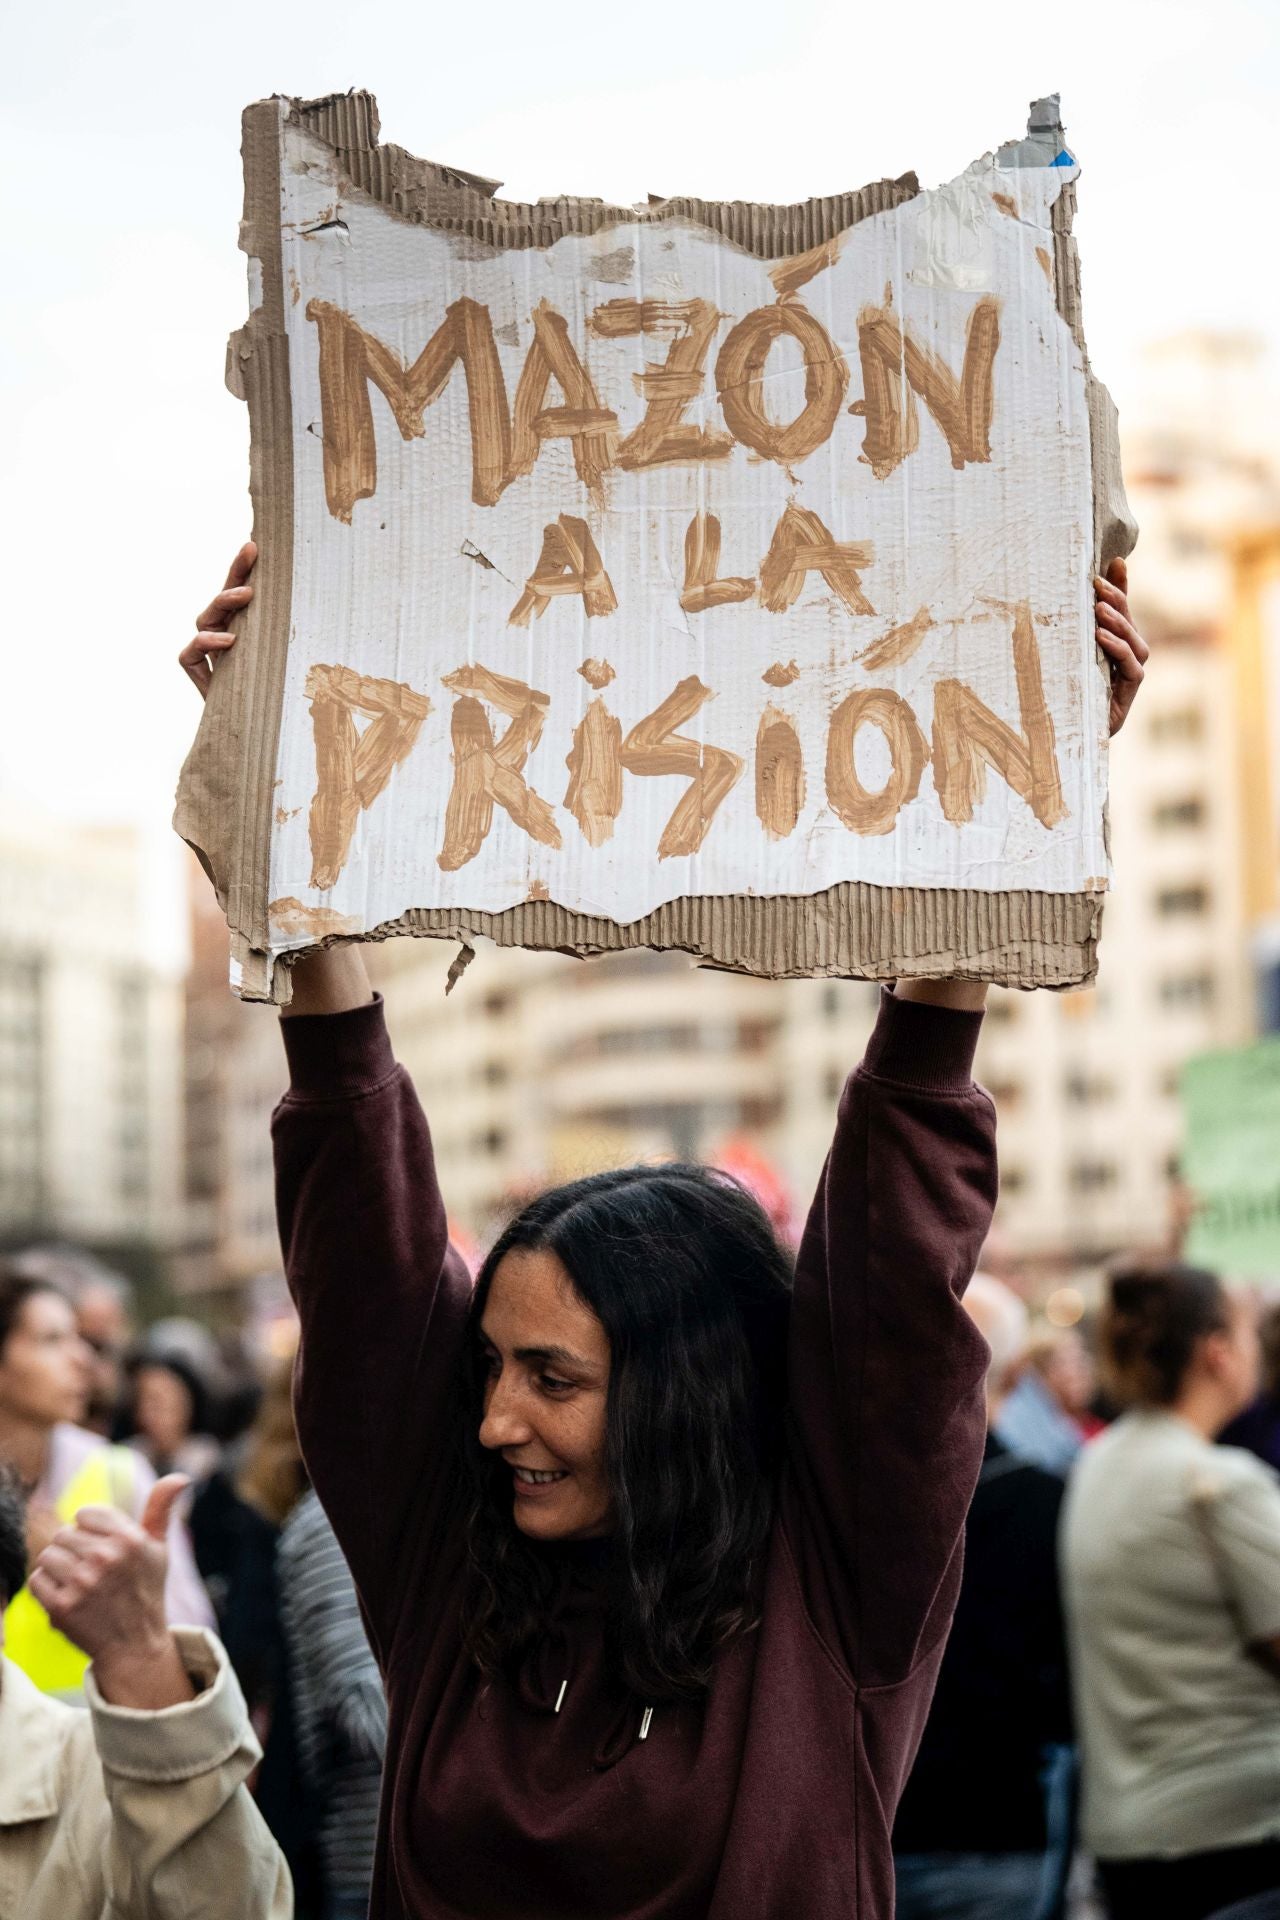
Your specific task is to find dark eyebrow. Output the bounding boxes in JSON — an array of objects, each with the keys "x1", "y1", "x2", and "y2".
[
  {"x1": 514, "y1": 1343, "x2": 596, "y2": 1373},
  {"x1": 477, "y1": 1328, "x2": 599, "y2": 1374}
]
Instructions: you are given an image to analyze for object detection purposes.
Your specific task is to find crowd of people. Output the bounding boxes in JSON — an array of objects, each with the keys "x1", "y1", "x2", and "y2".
[
  {"x1": 3, "y1": 1177, "x2": 1279, "y2": 1918},
  {"x1": 894, "y1": 1265, "x2": 1280, "y2": 1920},
  {"x1": 0, "y1": 1249, "x2": 385, "y2": 1918}
]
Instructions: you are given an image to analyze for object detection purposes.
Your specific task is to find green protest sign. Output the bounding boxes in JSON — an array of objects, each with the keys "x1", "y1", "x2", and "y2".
[{"x1": 1183, "y1": 1036, "x2": 1280, "y2": 1278}]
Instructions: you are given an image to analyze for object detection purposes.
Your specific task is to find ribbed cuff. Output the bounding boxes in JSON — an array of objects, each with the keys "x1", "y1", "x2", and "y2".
[
  {"x1": 279, "y1": 993, "x2": 397, "y2": 1098},
  {"x1": 860, "y1": 986, "x2": 985, "y2": 1093}
]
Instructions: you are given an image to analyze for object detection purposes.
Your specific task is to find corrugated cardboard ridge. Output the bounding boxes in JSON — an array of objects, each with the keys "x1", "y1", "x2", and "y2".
[
  {"x1": 175, "y1": 93, "x2": 1131, "y2": 1003},
  {"x1": 288, "y1": 90, "x2": 922, "y2": 256},
  {"x1": 285, "y1": 886, "x2": 1104, "y2": 988}
]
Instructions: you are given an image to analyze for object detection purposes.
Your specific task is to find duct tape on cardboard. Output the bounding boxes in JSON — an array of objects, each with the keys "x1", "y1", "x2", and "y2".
[{"x1": 174, "y1": 91, "x2": 1135, "y2": 1002}]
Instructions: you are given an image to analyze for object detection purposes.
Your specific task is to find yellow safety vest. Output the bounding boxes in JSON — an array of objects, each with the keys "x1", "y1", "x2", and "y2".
[{"x1": 4, "y1": 1445, "x2": 138, "y2": 1696}]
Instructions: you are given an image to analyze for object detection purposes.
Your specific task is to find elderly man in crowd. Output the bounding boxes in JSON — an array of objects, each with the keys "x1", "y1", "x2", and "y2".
[{"x1": 0, "y1": 1462, "x2": 291, "y2": 1916}]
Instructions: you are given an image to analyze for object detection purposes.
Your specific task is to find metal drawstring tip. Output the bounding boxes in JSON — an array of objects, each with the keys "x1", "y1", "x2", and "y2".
[
  {"x1": 554, "y1": 1680, "x2": 568, "y2": 1715},
  {"x1": 639, "y1": 1707, "x2": 653, "y2": 1741}
]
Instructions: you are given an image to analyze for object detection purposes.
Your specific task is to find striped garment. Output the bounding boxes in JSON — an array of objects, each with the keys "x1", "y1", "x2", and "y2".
[{"x1": 278, "y1": 1487, "x2": 387, "y2": 1904}]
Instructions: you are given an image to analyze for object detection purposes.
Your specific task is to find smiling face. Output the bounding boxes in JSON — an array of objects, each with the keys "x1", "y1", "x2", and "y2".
[{"x1": 477, "y1": 1247, "x2": 612, "y2": 1542}]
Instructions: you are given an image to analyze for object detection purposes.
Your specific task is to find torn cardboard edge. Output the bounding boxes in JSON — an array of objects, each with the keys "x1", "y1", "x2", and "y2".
[
  {"x1": 174, "y1": 90, "x2": 1135, "y2": 1005},
  {"x1": 229, "y1": 885, "x2": 1106, "y2": 1002}
]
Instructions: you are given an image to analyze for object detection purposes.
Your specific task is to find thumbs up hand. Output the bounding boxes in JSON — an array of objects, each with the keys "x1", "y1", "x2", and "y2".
[{"x1": 28, "y1": 1475, "x2": 197, "y2": 1707}]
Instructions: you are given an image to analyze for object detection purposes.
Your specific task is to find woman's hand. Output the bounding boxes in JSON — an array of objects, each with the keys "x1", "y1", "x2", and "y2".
[
  {"x1": 179, "y1": 541, "x2": 257, "y2": 699},
  {"x1": 1095, "y1": 558, "x2": 1147, "y2": 736},
  {"x1": 28, "y1": 1476, "x2": 196, "y2": 1707}
]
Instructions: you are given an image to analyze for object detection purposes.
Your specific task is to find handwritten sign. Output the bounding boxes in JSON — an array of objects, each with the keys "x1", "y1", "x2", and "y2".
[{"x1": 176, "y1": 92, "x2": 1135, "y2": 1001}]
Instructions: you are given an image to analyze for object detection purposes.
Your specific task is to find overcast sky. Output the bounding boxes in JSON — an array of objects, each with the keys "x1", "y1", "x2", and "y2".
[{"x1": 3, "y1": 0, "x2": 1277, "y2": 883}]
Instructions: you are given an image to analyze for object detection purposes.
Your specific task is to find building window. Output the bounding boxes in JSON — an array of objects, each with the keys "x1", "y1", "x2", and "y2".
[
  {"x1": 1158, "y1": 972, "x2": 1215, "y2": 1009},
  {"x1": 1155, "y1": 885, "x2": 1209, "y2": 917},
  {"x1": 593, "y1": 1024, "x2": 699, "y2": 1057},
  {"x1": 986, "y1": 1079, "x2": 1022, "y2": 1110},
  {"x1": 1152, "y1": 796, "x2": 1205, "y2": 830},
  {"x1": 985, "y1": 993, "x2": 1017, "y2": 1024},
  {"x1": 1000, "y1": 1165, "x2": 1029, "y2": 1195},
  {"x1": 1068, "y1": 1160, "x2": 1117, "y2": 1193},
  {"x1": 1064, "y1": 1071, "x2": 1114, "y2": 1104},
  {"x1": 480, "y1": 1059, "x2": 508, "y2": 1087},
  {"x1": 822, "y1": 985, "x2": 840, "y2": 1020},
  {"x1": 824, "y1": 1067, "x2": 843, "y2": 1102},
  {"x1": 1150, "y1": 707, "x2": 1204, "y2": 744}
]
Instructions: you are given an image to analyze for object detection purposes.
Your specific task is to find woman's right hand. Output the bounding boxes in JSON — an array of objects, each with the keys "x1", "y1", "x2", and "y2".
[{"x1": 179, "y1": 541, "x2": 257, "y2": 699}]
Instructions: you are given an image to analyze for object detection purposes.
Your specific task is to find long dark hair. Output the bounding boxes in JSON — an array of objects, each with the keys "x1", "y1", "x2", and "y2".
[{"x1": 461, "y1": 1164, "x2": 794, "y2": 1701}]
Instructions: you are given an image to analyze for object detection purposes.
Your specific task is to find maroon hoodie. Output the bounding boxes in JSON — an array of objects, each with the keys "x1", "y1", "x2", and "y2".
[{"x1": 274, "y1": 986, "x2": 995, "y2": 1919}]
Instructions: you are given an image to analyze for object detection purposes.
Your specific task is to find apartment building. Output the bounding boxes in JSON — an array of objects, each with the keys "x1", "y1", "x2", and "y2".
[
  {"x1": 373, "y1": 938, "x2": 798, "y2": 1240},
  {"x1": 176, "y1": 857, "x2": 287, "y2": 1305},
  {"x1": 0, "y1": 809, "x2": 184, "y2": 1264},
  {"x1": 966, "y1": 332, "x2": 1278, "y2": 1268},
  {"x1": 1227, "y1": 519, "x2": 1280, "y2": 1026}
]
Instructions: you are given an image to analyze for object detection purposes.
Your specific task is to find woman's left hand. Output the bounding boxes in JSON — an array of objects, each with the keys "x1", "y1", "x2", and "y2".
[{"x1": 1095, "y1": 558, "x2": 1147, "y2": 736}]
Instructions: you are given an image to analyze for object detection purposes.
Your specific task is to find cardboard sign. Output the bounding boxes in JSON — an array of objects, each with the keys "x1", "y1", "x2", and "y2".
[
  {"x1": 1183, "y1": 1038, "x2": 1280, "y2": 1279},
  {"x1": 175, "y1": 91, "x2": 1135, "y2": 1002}
]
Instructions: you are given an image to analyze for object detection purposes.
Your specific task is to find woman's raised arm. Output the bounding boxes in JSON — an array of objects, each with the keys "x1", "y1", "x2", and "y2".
[{"x1": 781, "y1": 982, "x2": 997, "y2": 1691}]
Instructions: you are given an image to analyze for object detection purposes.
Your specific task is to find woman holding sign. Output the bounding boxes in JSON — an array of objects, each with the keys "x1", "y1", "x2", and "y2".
[{"x1": 183, "y1": 549, "x2": 1144, "y2": 1919}]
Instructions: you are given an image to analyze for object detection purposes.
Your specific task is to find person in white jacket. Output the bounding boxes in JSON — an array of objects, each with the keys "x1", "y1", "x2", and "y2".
[{"x1": 0, "y1": 1462, "x2": 291, "y2": 1918}]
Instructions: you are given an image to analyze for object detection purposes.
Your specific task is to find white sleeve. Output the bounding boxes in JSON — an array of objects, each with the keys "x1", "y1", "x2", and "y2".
[{"x1": 88, "y1": 1628, "x2": 292, "y2": 1920}]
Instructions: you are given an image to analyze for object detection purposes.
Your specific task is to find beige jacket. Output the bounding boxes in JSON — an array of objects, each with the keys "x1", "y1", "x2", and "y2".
[{"x1": 0, "y1": 1629, "x2": 292, "y2": 1920}]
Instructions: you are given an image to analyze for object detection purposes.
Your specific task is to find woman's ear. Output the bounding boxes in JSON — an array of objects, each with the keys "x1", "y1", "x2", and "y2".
[{"x1": 1198, "y1": 1327, "x2": 1235, "y2": 1383}]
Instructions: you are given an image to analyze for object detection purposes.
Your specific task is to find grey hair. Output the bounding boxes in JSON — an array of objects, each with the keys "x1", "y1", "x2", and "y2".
[{"x1": 964, "y1": 1272, "x2": 1030, "y2": 1393}]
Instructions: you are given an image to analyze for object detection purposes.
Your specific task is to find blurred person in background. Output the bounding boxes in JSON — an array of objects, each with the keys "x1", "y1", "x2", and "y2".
[
  {"x1": 278, "y1": 1487, "x2": 386, "y2": 1920},
  {"x1": 212, "y1": 1326, "x2": 269, "y2": 1446},
  {"x1": 0, "y1": 1266, "x2": 212, "y2": 1696},
  {"x1": 0, "y1": 1463, "x2": 291, "y2": 1917},
  {"x1": 8, "y1": 1246, "x2": 135, "y2": 1439},
  {"x1": 894, "y1": 1274, "x2": 1073, "y2": 1920},
  {"x1": 1220, "y1": 1299, "x2": 1280, "y2": 1475},
  {"x1": 124, "y1": 1350, "x2": 222, "y2": 1483},
  {"x1": 1062, "y1": 1261, "x2": 1280, "y2": 1920},
  {"x1": 1025, "y1": 1328, "x2": 1106, "y2": 1442},
  {"x1": 191, "y1": 1354, "x2": 322, "y2": 1913},
  {"x1": 996, "y1": 1323, "x2": 1088, "y2": 1476}
]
